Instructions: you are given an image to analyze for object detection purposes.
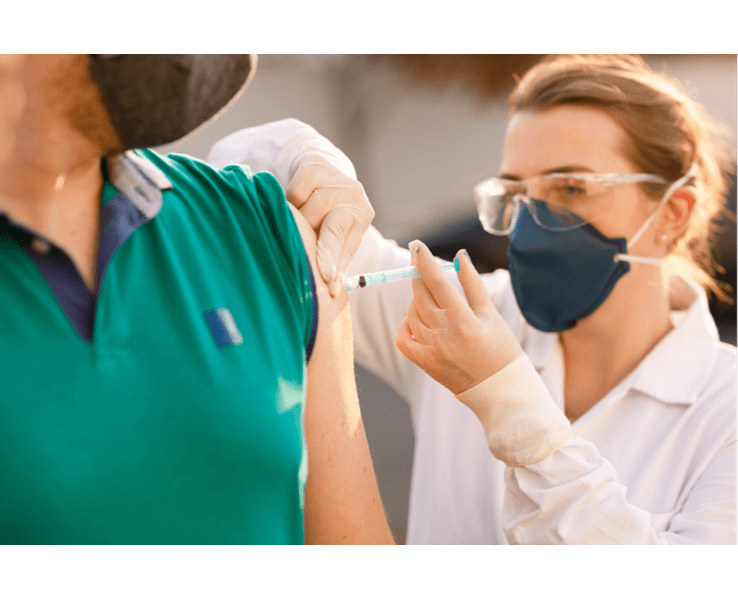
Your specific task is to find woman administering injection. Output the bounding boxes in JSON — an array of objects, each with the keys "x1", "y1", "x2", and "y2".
[{"x1": 209, "y1": 55, "x2": 736, "y2": 544}]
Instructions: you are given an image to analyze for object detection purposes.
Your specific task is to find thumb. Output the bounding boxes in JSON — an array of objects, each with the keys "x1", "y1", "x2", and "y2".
[
  {"x1": 315, "y1": 206, "x2": 355, "y2": 295},
  {"x1": 332, "y1": 215, "x2": 367, "y2": 278},
  {"x1": 455, "y1": 249, "x2": 491, "y2": 313}
]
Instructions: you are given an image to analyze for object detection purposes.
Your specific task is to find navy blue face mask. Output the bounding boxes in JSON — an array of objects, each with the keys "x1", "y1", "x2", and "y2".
[
  {"x1": 507, "y1": 200, "x2": 630, "y2": 332},
  {"x1": 501, "y1": 166, "x2": 696, "y2": 332}
]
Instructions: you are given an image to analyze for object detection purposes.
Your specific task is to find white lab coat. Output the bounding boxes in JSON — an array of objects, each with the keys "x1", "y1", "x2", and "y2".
[
  {"x1": 346, "y1": 226, "x2": 736, "y2": 544},
  {"x1": 208, "y1": 119, "x2": 737, "y2": 544}
]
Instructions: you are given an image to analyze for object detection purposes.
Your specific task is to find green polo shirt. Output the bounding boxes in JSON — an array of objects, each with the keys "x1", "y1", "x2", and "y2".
[{"x1": 0, "y1": 149, "x2": 315, "y2": 544}]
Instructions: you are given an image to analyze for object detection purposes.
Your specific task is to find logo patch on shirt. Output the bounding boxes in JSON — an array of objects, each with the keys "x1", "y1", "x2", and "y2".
[{"x1": 204, "y1": 309, "x2": 243, "y2": 348}]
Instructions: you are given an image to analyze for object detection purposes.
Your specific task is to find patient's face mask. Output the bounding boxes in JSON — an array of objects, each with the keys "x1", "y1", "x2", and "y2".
[
  {"x1": 88, "y1": 54, "x2": 256, "y2": 150},
  {"x1": 475, "y1": 166, "x2": 696, "y2": 332}
]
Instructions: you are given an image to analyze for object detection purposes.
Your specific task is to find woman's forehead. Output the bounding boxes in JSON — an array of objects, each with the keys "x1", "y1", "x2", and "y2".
[{"x1": 499, "y1": 106, "x2": 634, "y2": 178}]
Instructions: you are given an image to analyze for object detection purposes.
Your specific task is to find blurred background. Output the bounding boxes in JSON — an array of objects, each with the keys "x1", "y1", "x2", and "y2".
[{"x1": 158, "y1": 54, "x2": 737, "y2": 543}]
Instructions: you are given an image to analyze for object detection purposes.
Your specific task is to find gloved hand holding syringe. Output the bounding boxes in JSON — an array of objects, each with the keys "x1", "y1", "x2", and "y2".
[{"x1": 345, "y1": 258, "x2": 460, "y2": 291}]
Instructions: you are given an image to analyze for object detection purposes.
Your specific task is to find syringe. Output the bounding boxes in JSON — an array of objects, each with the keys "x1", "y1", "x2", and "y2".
[{"x1": 344, "y1": 258, "x2": 460, "y2": 291}]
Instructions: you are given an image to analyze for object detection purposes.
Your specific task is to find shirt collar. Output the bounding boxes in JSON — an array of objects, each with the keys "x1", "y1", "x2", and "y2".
[
  {"x1": 524, "y1": 326, "x2": 556, "y2": 372},
  {"x1": 525, "y1": 276, "x2": 721, "y2": 407},
  {"x1": 1, "y1": 151, "x2": 173, "y2": 223},
  {"x1": 106, "y1": 150, "x2": 172, "y2": 220},
  {"x1": 628, "y1": 276, "x2": 721, "y2": 405}
]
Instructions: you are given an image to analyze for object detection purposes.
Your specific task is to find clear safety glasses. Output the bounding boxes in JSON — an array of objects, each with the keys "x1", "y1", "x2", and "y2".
[{"x1": 474, "y1": 172, "x2": 669, "y2": 235}]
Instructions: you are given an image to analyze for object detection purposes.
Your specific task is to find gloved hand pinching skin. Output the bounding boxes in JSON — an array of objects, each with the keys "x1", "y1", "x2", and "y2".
[
  {"x1": 285, "y1": 160, "x2": 374, "y2": 297},
  {"x1": 209, "y1": 118, "x2": 375, "y2": 298},
  {"x1": 395, "y1": 240, "x2": 524, "y2": 395}
]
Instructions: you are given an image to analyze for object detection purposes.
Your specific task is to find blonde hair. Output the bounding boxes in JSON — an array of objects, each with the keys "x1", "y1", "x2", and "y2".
[{"x1": 510, "y1": 54, "x2": 735, "y2": 301}]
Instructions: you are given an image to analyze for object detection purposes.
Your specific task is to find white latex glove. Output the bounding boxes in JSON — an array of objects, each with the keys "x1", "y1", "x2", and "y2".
[
  {"x1": 395, "y1": 240, "x2": 571, "y2": 466},
  {"x1": 284, "y1": 160, "x2": 373, "y2": 297},
  {"x1": 207, "y1": 119, "x2": 374, "y2": 296},
  {"x1": 271, "y1": 123, "x2": 373, "y2": 297},
  {"x1": 396, "y1": 240, "x2": 524, "y2": 395},
  {"x1": 207, "y1": 119, "x2": 374, "y2": 297}
]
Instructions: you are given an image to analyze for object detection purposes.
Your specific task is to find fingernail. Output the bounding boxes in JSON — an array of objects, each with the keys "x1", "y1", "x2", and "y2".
[{"x1": 409, "y1": 240, "x2": 423, "y2": 258}]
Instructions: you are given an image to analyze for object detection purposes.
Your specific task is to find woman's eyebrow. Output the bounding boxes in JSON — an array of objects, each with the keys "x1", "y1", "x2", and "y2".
[
  {"x1": 497, "y1": 165, "x2": 596, "y2": 180},
  {"x1": 541, "y1": 165, "x2": 595, "y2": 175}
]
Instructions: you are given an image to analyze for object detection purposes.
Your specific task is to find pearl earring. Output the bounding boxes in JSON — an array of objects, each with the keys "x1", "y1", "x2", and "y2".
[{"x1": 660, "y1": 234, "x2": 669, "y2": 242}]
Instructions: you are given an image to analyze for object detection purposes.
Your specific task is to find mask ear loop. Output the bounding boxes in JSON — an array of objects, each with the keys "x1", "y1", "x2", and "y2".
[{"x1": 614, "y1": 164, "x2": 697, "y2": 265}]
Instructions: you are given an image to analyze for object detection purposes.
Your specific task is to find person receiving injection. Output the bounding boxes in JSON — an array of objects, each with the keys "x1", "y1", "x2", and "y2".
[
  {"x1": 0, "y1": 55, "x2": 393, "y2": 545},
  {"x1": 209, "y1": 54, "x2": 736, "y2": 544}
]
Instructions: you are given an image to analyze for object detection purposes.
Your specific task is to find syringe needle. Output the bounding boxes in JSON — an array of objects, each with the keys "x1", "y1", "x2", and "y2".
[{"x1": 344, "y1": 259, "x2": 460, "y2": 292}]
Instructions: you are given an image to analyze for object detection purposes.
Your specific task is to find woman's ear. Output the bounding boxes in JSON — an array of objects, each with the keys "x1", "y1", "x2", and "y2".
[{"x1": 658, "y1": 188, "x2": 697, "y2": 243}]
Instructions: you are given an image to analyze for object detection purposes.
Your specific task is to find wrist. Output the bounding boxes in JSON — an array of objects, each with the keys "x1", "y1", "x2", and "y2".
[{"x1": 454, "y1": 354, "x2": 572, "y2": 466}]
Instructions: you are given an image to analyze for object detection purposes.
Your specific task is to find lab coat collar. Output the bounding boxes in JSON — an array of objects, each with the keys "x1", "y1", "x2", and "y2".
[
  {"x1": 524, "y1": 326, "x2": 556, "y2": 372},
  {"x1": 628, "y1": 276, "x2": 721, "y2": 405},
  {"x1": 524, "y1": 275, "x2": 721, "y2": 407}
]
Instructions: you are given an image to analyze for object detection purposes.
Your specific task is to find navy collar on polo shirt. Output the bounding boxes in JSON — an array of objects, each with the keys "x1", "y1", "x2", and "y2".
[{"x1": 0, "y1": 151, "x2": 172, "y2": 341}]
